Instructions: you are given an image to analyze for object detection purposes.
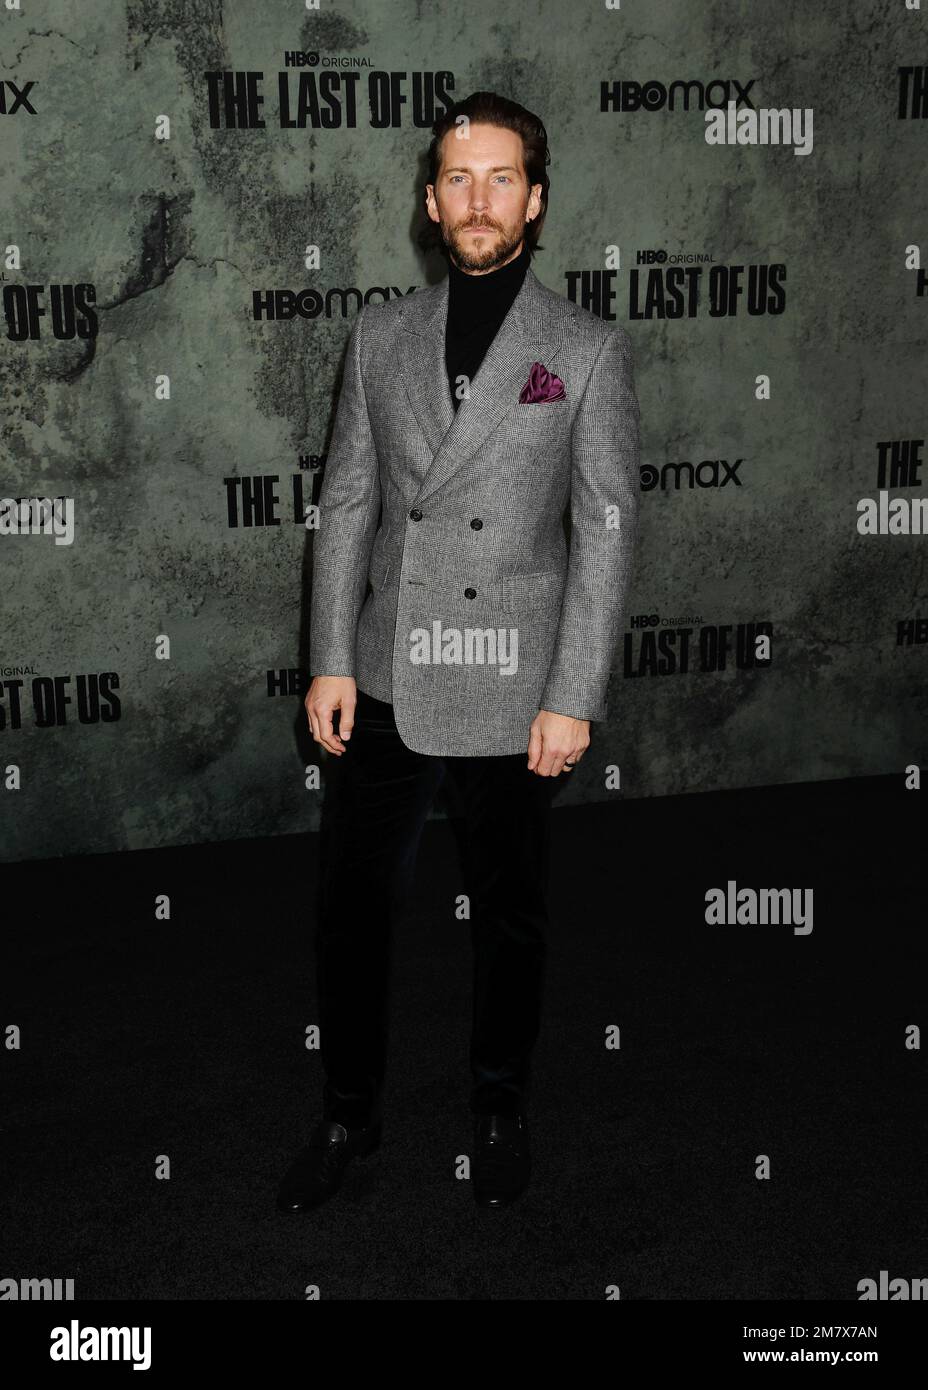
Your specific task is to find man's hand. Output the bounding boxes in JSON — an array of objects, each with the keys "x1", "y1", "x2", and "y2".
[
  {"x1": 305, "y1": 675, "x2": 357, "y2": 756},
  {"x1": 527, "y1": 710, "x2": 590, "y2": 777}
]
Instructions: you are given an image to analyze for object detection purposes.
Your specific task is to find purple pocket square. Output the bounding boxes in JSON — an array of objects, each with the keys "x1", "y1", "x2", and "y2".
[{"x1": 519, "y1": 361, "x2": 566, "y2": 404}]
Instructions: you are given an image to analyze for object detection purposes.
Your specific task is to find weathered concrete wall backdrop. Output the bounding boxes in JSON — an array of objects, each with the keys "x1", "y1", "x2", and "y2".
[{"x1": 2, "y1": 0, "x2": 926, "y2": 860}]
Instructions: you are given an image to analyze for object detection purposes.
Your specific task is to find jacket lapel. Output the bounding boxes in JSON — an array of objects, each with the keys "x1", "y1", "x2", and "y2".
[{"x1": 399, "y1": 264, "x2": 567, "y2": 508}]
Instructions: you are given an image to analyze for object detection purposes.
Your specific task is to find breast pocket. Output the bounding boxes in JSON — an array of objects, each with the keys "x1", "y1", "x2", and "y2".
[{"x1": 510, "y1": 399, "x2": 573, "y2": 449}]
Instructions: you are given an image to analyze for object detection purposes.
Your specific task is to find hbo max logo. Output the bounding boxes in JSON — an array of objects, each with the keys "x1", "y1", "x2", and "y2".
[{"x1": 251, "y1": 286, "x2": 416, "y2": 320}]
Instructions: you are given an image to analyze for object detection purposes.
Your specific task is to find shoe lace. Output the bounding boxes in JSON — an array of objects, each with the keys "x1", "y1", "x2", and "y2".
[{"x1": 314, "y1": 1137, "x2": 350, "y2": 1180}]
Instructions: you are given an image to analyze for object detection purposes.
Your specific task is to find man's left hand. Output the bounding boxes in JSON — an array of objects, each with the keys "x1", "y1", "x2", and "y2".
[{"x1": 527, "y1": 710, "x2": 590, "y2": 777}]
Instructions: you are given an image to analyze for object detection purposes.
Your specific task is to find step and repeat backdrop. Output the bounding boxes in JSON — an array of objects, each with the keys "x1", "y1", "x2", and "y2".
[{"x1": 1, "y1": 0, "x2": 926, "y2": 861}]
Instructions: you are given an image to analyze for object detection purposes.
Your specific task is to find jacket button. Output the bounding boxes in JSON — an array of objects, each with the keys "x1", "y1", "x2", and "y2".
[
  {"x1": 464, "y1": 587, "x2": 477, "y2": 599},
  {"x1": 470, "y1": 518, "x2": 483, "y2": 529},
  {"x1": 409, "y1": 508, "x2": 422, "y2": 521}
]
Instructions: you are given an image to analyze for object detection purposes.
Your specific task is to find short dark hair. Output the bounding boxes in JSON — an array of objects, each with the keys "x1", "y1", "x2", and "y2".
[{"x1": 418, "y1": 91, "x2": 551, "y2": 258}]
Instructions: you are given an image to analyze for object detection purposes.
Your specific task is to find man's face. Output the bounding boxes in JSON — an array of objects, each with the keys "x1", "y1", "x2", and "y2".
[{"x1": 425, "y1": 122, "x2": 542, "y2": 274}]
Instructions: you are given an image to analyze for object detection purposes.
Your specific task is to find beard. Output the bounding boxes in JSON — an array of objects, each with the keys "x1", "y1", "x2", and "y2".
[{"x1": 442, "y1": 214, "x2": 526, "y2": 272}]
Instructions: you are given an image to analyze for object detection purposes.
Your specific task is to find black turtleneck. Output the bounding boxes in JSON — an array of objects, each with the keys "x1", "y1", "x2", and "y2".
[{"x1": 445, "y1": 240, "x2": 531, "y2": 411}]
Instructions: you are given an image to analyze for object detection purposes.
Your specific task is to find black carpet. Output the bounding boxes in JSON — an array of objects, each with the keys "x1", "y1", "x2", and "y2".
[{"x1": 3, "y1": 775, "x2": 924, "y2": 1300}]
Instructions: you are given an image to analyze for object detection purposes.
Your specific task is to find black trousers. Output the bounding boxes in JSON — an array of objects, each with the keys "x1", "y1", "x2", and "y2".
[{"x1": 314, "y1": 688, "x2": 557, "y2": 1128}]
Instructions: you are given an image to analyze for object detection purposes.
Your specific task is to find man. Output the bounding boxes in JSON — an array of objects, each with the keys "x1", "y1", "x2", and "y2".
[{"x1": 277, "y1": 91, "x2": 640, "y2": 1212}]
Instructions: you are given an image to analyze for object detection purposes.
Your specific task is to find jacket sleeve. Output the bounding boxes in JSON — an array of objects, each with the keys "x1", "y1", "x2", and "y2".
[
  {"x1": 539, "y1": 326, "x2": 641, "y2": 721},
  {"x1": 309, "y1": 305, "x2": 381, "y2": 678}
]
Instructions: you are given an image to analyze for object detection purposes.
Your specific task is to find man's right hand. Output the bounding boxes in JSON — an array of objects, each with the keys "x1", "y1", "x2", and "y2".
[{"x1": 305, "y1": 675, "x2": 357, "y2": 755}]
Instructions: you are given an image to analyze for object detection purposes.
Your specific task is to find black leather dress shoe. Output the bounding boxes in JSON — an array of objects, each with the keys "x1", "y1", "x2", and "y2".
[
  {"x1": 472, "y1": 1112, "x2": 531, "y2": 1207},
  {"x1": 276, "y1": 1118, "x2": 382, "y2": 1212}
]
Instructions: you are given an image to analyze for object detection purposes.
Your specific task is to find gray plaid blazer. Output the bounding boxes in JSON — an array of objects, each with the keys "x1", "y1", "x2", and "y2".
[{"x1": 309, "y1": 263, "x2": 641, "y2": 756}]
